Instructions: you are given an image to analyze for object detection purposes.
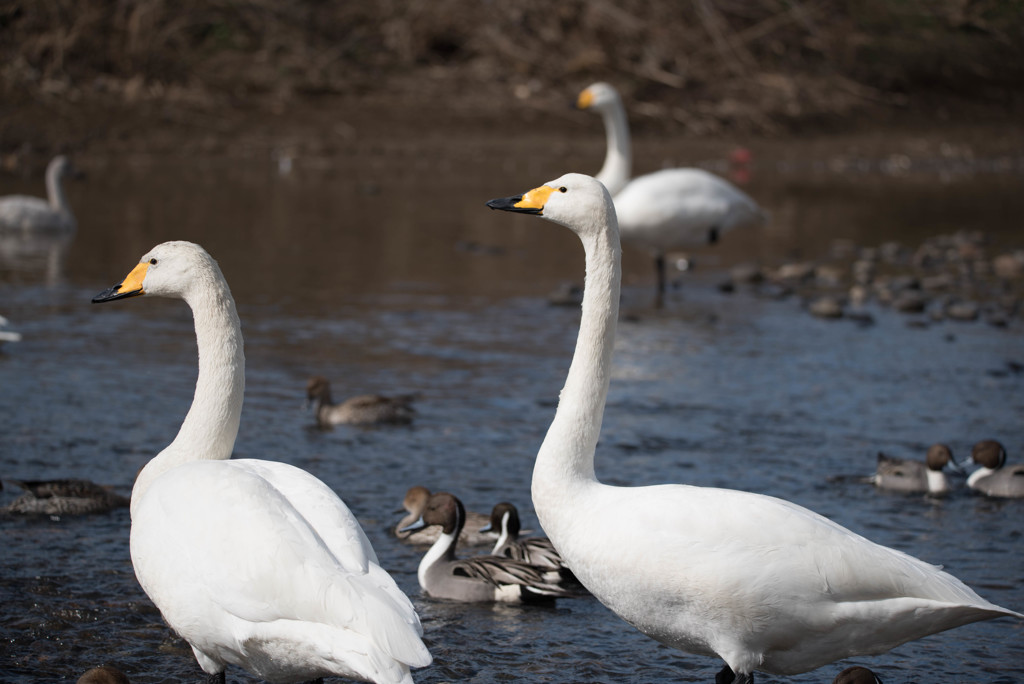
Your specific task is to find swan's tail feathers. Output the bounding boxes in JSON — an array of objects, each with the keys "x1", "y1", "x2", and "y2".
[{"x1": 331, "y1": 571, "x2": 433, "y2": 670}]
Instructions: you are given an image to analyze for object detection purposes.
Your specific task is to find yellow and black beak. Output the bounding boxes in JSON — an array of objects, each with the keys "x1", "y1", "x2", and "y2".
[
  {"x1": 92, "y1": 261, "x2": 148, "y2": 303},
  {"x1": 486, "y1": 184, "x2": 556, "y2": 216}
]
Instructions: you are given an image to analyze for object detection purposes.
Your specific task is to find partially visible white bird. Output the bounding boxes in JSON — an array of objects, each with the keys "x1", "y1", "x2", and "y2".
[
  {"x1": 486, "y1": 173, "x2": 1021, "y2": 683},
  {"x1": 0, "y1": 314, "x2": 21, "y2": 345},
  {"x1": 0, "y1": 156, "x2": 76, "y2": 231},
  {"x1": 577, "y1": 82, "x2": 765, "y2": 296},
  {"x1": 92, "y1": 241, "x2": 431, "y2": 684}
]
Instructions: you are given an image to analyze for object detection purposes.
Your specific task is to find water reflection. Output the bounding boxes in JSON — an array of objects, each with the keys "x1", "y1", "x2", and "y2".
[{"x1": 0, "y1": 229, "x2": 75, "y2": 287}]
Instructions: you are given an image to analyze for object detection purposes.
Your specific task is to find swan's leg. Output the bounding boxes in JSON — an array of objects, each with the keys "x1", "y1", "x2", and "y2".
[
  {"x1": 204, "y1": 672, "x2": 225, "y2": 684},
  {"x1": 654, "y1": 253, "x2": 667, "y2": 295},
  {"x1": 715, "y1": 664, "x2": 754, "y2": 684}
]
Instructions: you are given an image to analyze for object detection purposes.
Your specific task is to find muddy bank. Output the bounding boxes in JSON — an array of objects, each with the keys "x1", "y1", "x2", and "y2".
[{"x1": 3, "y1": 1, "x2": 1024, "y2": 167}]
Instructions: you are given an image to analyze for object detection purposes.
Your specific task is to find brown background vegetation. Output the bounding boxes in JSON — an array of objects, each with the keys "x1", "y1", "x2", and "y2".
[{"x1": 2, "y1": 0, "x2": 1023, "y2": 159}]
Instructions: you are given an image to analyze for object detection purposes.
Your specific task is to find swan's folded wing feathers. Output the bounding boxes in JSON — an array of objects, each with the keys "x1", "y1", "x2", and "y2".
[{"x1": 237, "y1": 459, "x2": 378, "y2": 571}]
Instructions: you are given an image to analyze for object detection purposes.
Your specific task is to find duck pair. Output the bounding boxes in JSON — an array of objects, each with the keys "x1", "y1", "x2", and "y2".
[
  {"x1": 399, "y1": 492, "x2": 580, "y2": 603},
  {"x1": 873, "y1": 439, "x2": 1023, "y2": 498},
  {"x1": 394, "y1": 487, "x2": 577, "y2": 601},
  {"x1": 89, "y1": 171, "x2": 1020, "y2": 684}
]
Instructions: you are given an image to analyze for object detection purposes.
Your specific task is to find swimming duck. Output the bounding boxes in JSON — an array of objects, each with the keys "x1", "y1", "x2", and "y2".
[
  {"x1": 2, "y1": 478, "x2": 129, "y2": 516},
  {"x1": 486, "y1": 173, "x2": 1021, "y2": 682},
  {"x1": 832, "y1": 666, "x2": 882, "y2": 684},
  {"x1": 77, "y1": 666, "x2": 131, "y2": 684},
  {"x1": 0, "y1": 155, "x2": 76, "y2": 232},
  {"x1": 92, "y1": 241, "x2": 430, "y2": 684},
  {"x1": 871, "y1": 443, "x2": 962, "y2": 495},
  {"x1": 966, "y1": 439, "x2": 1024, "y2": 498},
  {"x1": 394, "y1": 485, "x2": 494, "y2": 546},
  {"x1": 401, "y1": 492, "x2": 579, "y2": 603},
  {"x1": 576, "y1": 83, "x2": 765, "y2": 297},
  {"x1": 481, "y1": 502, "x2": 569, "y2": 575},
  {"x1": 306, "y1": 375, "x2": 416, "y2": 426}
]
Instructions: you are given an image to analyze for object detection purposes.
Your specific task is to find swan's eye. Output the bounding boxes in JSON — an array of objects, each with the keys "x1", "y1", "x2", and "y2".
[
  {"x1": 149, "y1": 258, "x2": 158, "y2": 265},
  {"x1": 558, "y1": 187, "x2": 567, "y2": 193}
]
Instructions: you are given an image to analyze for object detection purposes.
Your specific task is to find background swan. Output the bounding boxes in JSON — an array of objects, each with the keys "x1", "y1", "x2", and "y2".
[
  {"x1": 0, "y1": 314, "x2": 22, "y2": 345},
  {"x1": 486, "y1": 173, "x2": 1021, "y2": 683},
  {"x1": 0, "y1": 155, "x2": 76, "y2": 231},
  {"x1": 577, "y1": 83, "x2": 765, "y2": 296},
  {"x1": 92, "y1": 241, "x2": 431, "y2": 684}
]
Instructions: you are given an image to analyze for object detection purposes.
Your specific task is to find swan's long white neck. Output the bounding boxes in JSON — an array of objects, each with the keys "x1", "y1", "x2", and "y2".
[
  {"x1": 131, "y1": 279, "x2": 245, "y2": 517},
  {"x1": 595, "y1": 101, "x2": 632, "y2": 197},
  {"x1": 532, "y1": 214, "x2": 621, "y2": 531},
  {"x1": 45, "y1": 162, "x2": 71, "y2": 214}
]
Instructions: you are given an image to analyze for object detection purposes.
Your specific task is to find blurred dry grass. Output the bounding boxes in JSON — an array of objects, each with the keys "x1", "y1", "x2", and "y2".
[{"x1": 2, "y1": 0, "x2": 1023, "y2": 153}]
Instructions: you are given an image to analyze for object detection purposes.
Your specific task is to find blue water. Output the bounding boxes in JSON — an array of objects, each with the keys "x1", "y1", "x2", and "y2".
[{"x1": 1, "y1": 151, "x2": 1022, "y2": 683}]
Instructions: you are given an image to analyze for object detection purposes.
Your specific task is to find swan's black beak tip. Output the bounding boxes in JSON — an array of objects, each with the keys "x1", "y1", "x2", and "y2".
[
  {"x1": 92, "y1": 285, "x2": 142, "y2": 304},
  {"x1": 486, "y1": 195, "x2": 541, "y2": 214}
]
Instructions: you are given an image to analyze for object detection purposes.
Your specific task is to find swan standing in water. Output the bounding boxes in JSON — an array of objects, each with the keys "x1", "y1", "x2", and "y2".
[
  {"x1": 0, "y1": 155, "x2": 76, "y2": 231},
  {"x1": 486, "y1": 173, "x2": 1021, "y2": 683},
  {"x1": 577, "y1": 83, "x2": 765, "y2": 297},
  {"x1": 92, "y1": 241, "x2": 431, "y2": 684}
]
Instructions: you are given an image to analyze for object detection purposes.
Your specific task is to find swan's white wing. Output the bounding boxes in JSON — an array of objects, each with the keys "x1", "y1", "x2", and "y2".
[
  {"x1": 234, "y1": 459, "x2": 378, "y2": 570},
  {"x1": 131, "y1": 460, "x2": 429, "y2": 673},
  {"x1": 614, "y1": 169, "x2": 762, "y2": 249}
]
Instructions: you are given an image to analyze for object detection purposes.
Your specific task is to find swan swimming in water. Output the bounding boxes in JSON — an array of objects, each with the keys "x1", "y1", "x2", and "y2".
[
  {"x1": 577, "y1": 82, "x2": 765, "y2": 297},
  {"x1": 92, "y1": 241, "x2": 431, "y2": 684},
  {"x1": 486, "y1": 173, "x2": 1021, "y2": 683},
  {"x1": 0, "y1": 156, "x2": 76, "y2": 232}
]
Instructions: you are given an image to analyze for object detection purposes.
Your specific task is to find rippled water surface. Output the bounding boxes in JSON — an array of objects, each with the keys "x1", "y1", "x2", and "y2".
[{"x1": 1, "y1": 139, "x2": 1023, "y2": 683}]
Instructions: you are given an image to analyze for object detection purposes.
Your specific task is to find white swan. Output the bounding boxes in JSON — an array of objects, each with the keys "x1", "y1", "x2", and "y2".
[
  {"x1": 577, "y1": 83, "x2": 765, "y2": 295},
  {"x1": 0, "y1": 156, "x2": 76, "y2": 231},
  {"x1": 92, "y1": 241, "x2": 431, "y2": 684},
  {"x1": 486, "y1": 173, "x2": 1021, "y2": 683}
]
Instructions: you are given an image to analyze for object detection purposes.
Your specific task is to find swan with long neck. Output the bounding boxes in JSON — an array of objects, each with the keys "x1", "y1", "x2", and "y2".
[
  {"x1": 0, "y1": 155, "x2": 76, "y2": 231},
  {"x1": 486, "y1": 173, "x2": 1021, "y2": 682},
  {"x1": 92, "y1": 241, "x2": 430, "y2": 684},
  {"x1": 577, "y1": 83, "x2": 765, "y2": 296}
]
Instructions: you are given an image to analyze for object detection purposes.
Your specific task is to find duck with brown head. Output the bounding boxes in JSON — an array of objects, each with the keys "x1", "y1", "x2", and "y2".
[{"x1": 967, "y1": 439, "x2": 1024, "y2": 498}]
